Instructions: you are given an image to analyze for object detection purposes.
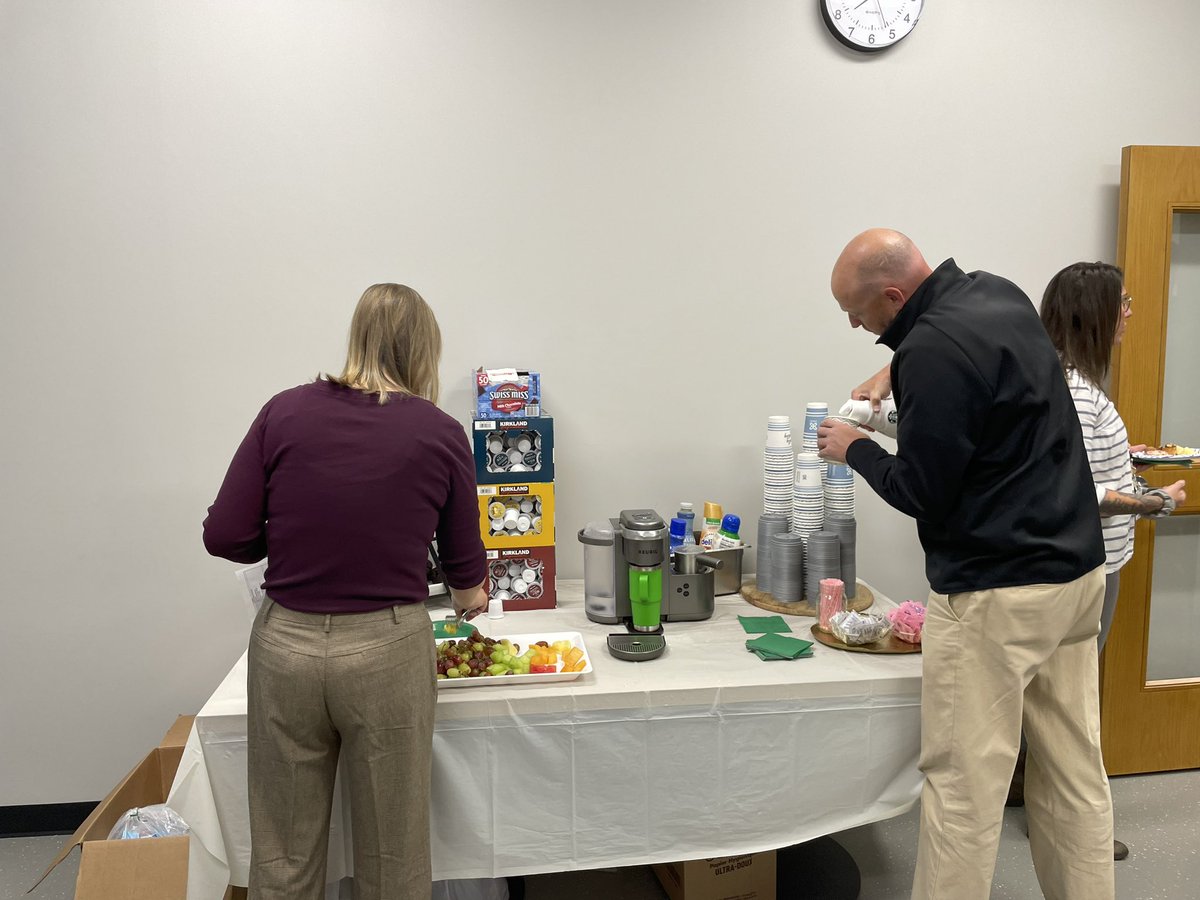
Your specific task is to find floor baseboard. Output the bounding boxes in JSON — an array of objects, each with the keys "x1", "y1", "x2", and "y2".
[{"x1": 0, "y1": 802, "x2": 98, "y2": 838}]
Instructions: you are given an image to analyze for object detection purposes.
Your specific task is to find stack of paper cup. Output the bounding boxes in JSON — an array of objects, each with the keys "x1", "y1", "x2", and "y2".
[
  {"x1": 769, "y1": 532, "x2": 806, "y2": 602},
  {"x1": 801, "y1": 401, "x2": 828, "y2": 454},
  {"x1": 823, "y1": 515, "x2": 858, "y2": 599},
  {"x1": 756, "y1": 514, "x2": 791, "y2": 595},
  {"x1": 791, "y1": 452, "x2": 825, "y2": 540},
  {"x1": 824, "y1": 462, "x2": 856, "y2": 521},
  {"x1": 804, "y1": 531, "x2": 841, "y2": 602},
  {"x1": 763, "y1": 416, "x2": 794, "y2": 517}
]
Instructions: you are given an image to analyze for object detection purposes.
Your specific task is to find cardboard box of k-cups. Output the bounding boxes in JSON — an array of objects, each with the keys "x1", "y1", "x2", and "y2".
[
  {"x1": 478, "y1": 483, "x2": 555, "y2": 550},
  {"x1": 486, "y1": 545, "x2": 557, "y2": 611},
  {"x1": 472, "y1": 416, "x2": 554, "y2": 484}
]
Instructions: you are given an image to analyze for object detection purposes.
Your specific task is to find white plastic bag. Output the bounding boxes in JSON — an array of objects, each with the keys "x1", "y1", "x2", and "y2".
[{"x1": 106, "y1": 804, "x2": 190, "y2": 840}]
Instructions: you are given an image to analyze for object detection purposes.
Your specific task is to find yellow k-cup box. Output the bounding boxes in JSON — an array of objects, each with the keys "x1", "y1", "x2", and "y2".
[{"x1": 477, "y1": 483, "x2": 555, "y2": 550}]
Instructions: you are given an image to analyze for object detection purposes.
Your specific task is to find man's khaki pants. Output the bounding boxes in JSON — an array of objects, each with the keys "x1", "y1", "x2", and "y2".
[
  {"x1": 913, "y1": 566, "x2": 1113, "y2": 900},
  {"x1": 247, "y1": 598, "x2": 436, "y2": 900}
]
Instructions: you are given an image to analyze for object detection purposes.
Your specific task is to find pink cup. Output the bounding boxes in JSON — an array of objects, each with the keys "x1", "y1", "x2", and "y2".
[{"x1": 818, "y1": 578, "x2": 846, "y2": 632}]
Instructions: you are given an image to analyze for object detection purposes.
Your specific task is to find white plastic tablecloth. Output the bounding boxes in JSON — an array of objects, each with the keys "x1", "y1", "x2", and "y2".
[{"x1": 168, "y1": 580, "x2": 922, "y2": 899}]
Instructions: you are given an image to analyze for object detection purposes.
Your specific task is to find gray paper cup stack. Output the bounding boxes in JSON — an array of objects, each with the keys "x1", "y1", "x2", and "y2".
[
  {"x1": 756, "y1": 514, "x2": 791, "y2": 595},
  {"x1": 824, "y1": 514, "x2": 858, "y2": 598},
  {"x1": 804, "y1": 531, "x2": 841, "y2": 602},
  {"x1": 770, "y1": 532, "x2": 806, "y2": 602}
]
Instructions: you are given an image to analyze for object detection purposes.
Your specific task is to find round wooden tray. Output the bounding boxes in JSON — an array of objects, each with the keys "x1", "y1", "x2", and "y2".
[
  {"x1": 809, "y1": 623, "x2": 922, "y2": 655},
  {"x1": 739, "y1": 579, "x2": 875, "y2": 617}
]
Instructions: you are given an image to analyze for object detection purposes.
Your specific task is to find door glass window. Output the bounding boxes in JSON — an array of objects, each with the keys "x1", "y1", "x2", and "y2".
[{"x1": 1145, "y1": 211, "x2": 1200, "y2": 684}]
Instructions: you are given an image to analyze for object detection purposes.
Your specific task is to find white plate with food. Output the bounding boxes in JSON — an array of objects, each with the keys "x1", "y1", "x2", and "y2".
[
  {"x1": 435, "y1": 630, "x2": 592, "y2": 688},
  {"x1": 1131, "y1": 444, "x2": 1199, "y2": 465}
]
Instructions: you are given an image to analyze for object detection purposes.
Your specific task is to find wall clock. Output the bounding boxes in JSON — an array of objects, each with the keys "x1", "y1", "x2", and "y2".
[{"x1": 821, "y1": 0, "x2": 924, "y2": 53}]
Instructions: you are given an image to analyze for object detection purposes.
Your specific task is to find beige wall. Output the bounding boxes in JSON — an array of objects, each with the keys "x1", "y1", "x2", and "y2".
[{"x1": 4, "y1": 0, "x2": 1200, "y2": 804}]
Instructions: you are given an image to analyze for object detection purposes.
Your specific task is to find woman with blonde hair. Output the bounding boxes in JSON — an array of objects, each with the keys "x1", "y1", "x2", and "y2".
[{"x1": 204, "y1": 283, "x2": 487, "y2": 899}]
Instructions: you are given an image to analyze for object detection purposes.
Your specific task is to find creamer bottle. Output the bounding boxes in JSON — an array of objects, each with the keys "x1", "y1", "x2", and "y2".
[
  {"x1": 699, "y1": 502, "x2": 723, "y2": 549},
  {"x1": 714, "y1": 514, "x2": 742, "y2": 550},
  {"x1": 838, "y1": 397, "x2": 899, "y2": 439}
]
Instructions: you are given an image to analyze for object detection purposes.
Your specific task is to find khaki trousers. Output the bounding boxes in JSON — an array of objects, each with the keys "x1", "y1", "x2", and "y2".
[
  {"x1": 247, "y1": 598, "x2": 436, "y2": 900},
  {"x1": 913, "y1": 566, "x2": 1113, "y2": 900}
]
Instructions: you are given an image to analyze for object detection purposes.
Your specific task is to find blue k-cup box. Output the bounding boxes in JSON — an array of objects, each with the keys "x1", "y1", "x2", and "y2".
[
  {"x1": 472, "y1": 417, "x2": 554, "y2": 484},
  {"x1": 474, "y1": 367, "x2": 541, "y2": 419}
]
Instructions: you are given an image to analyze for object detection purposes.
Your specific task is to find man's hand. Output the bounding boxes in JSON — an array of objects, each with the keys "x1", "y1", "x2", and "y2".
[
  {"x1": 852, "y1": 364, "x2": 892, "y2": 413},
  {"x1": 817, "y1": 419, "x2": 869, "y2": 464}
]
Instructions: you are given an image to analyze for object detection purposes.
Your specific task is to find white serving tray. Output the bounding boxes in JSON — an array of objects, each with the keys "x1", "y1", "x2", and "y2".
[{"x1": 435, "y1": 630, "x2": 592, "y2": 688}]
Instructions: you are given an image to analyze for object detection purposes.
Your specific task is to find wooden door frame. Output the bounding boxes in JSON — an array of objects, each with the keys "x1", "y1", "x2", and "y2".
[{"x1": 1102, "y1": 145, "x2": 1200, "y2": 775}]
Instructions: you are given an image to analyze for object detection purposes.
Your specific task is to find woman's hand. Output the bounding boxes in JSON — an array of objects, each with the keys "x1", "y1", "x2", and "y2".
[
  {"x1": 1163, "y1": 479, "x2": 1188, "y2": 508},
  {"x1": 852, "y1": 364, "x2": 892, "y2": 412},
  {"x1": 450, "y1": 580, "x2": 489, "y2": 621},
  {"x1": 1129, "y1": 443, "x2": 1151, "y2": 474}
]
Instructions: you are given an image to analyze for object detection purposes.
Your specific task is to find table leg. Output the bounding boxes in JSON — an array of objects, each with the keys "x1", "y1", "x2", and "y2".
[{"x1": 777, "y1": 836, "x2": 862, "y2": 899}]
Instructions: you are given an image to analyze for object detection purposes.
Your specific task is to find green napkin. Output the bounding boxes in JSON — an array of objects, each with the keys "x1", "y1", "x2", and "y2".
[
  {"x1": 432, "y1": 620, "x2": 477, "y2": 640},
  {"x1": 745, "y1": 633, "x2": 814, "y2": 660},
  {"x1": 750, "y1": 646, "x2": 814, "y2": 661},
  {"x1": 738, "y1": 615, "x2": 792, "y2": 634}
]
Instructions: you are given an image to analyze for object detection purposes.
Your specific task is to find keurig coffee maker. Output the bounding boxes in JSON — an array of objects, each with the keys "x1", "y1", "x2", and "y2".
[{"x1": 578, "y1": 508, "x2": 722, "y2": 660}]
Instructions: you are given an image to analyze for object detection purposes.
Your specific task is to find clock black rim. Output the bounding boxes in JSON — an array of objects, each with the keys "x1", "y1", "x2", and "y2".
[{"x1": 819, "y1": 0, "x2": 917, "y2": 54}]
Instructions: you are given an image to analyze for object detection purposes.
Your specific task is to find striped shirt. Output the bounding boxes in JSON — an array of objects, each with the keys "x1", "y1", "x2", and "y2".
[{"x1": 1067, "y1": 368, "x2": 1135, "y2": 573}]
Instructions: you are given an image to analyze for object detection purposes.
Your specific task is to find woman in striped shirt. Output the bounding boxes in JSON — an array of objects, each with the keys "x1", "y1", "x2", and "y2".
[
  {"x1": 1036, "y1": 262, "x2": 1187, "y2": 861},
  {"x1": 1040, "y1": 261, "x2": 1186, "y2": 649}
]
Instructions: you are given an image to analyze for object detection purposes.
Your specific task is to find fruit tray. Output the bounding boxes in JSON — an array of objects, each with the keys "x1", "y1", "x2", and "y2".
[{"x1": 435, "y1": 630, "x2": 593, "y2": 688}]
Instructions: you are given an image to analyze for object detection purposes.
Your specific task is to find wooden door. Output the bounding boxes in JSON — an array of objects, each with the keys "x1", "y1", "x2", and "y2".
[{"x1": 1102, "y1": 145, "x2": 1200, "y2": 775}]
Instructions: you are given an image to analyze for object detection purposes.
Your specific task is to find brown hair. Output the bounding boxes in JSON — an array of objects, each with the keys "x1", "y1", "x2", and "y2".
[
  {"x1": 1039, "y1": 262, "x2": 1124, "y2": 389},
  {"x1": 325, "y1": 284, "x2": 442, "y2": 404}
]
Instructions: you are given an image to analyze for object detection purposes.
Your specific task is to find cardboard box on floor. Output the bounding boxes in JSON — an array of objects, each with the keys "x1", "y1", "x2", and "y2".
[
  {"x1": 653, "y1": 851, "x2": 776, "y2": 900},
  {"x1": 32, "y1": 715, "x2": 248, "y2": 900}
]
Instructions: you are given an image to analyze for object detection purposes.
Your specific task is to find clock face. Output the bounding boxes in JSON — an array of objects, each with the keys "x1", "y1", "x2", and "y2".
[{"x1": 821, "y1": 0, "x2": 924, "y2": 53}]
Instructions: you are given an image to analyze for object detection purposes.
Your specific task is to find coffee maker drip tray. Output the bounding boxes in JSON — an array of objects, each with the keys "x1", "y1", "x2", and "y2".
[{"x1": 607, "y1": 632, "x2": 667, "y2": 661}]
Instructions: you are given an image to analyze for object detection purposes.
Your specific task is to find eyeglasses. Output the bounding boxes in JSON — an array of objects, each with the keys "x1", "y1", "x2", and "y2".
[{"x1": 1121, "y1": 295, "x2": 1133, "y2": 312}]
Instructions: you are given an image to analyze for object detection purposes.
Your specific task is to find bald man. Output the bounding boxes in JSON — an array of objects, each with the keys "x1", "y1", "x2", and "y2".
[{"x1": 817, "y1": 230, "x2": 1112, "y2": 900}]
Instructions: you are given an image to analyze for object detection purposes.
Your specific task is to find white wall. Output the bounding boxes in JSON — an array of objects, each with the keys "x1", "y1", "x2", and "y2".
[{"x1": 3, "y1": 0, "x2": 1200, "y2": 806}]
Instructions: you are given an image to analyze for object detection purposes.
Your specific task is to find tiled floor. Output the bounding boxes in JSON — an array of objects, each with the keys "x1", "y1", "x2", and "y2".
[{"x1": 5, "y1": 769, "x2": 1199, "y2": 899}]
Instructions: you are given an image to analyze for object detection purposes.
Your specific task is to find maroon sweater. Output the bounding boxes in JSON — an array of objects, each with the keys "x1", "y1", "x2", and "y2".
[{"x1": 203, "y1": 380, "x2": 487, "y2": 613}]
